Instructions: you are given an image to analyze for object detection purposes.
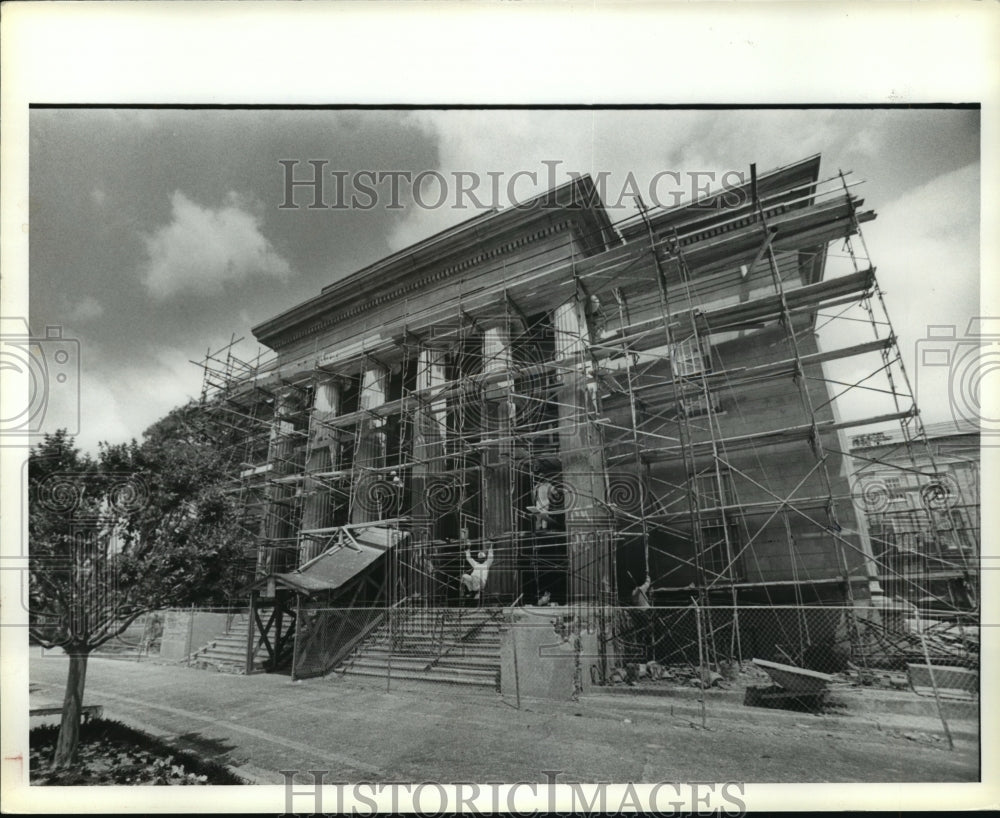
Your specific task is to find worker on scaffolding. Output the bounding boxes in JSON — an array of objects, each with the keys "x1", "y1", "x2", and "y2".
[
  {"x1": 631, "y1": 574, "x2": 652, "y2": 607},
  {"x1": 460, "y1": 541, "x2": 495, "y2": 605},
  {"x1": 529, "y1": 476, "x2": 554, "y2": 531},
  {"x1": 630, "y1": 574, "x2": 654, "y2": 662}
]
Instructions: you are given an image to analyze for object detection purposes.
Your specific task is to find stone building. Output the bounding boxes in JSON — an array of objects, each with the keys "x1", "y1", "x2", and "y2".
[
  {"x1": 850, "y1": 419, "x2": 979, "y2": 611},
  {"x1": 198, "y1": 155, "x2": 957, "y2": 682}
]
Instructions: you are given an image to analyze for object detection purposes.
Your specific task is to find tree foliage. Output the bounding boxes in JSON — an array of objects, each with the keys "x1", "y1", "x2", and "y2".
[
  {"x1": 29, "y1": 409, "x2": 252, "y2": 651},
  {"x1": 28, "y1": 401, "x2": 257, "y2": 766}
]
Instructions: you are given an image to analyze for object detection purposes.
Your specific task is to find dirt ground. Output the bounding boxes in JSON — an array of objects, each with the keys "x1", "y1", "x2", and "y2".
[{"x1": 22, "y1": 652, "x2": 981, "y2": 792}]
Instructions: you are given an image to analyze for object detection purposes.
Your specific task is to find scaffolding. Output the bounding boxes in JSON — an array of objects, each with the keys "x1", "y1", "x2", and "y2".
[{"x1": 193, "y1": 156, "x2": 980, "y2": 677}]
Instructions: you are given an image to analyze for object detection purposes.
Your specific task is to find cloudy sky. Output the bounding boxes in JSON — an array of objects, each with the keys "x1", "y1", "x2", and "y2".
[{"x1": 28, "y1": 107, "x2": 980, "y2": 455}]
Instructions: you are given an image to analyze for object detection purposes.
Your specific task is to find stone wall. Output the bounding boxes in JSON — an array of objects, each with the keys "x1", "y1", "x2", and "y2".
[
  {"x1": 158, "y1": 610, "x2": 233, "y2": 662},
  {"x1": 500, "y1": 606, "x2": 601, "y2": 701}
]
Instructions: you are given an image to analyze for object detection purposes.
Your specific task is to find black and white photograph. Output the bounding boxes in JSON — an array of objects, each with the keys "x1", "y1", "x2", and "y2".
[{"x1": 2, "y1": 3, "x2": 997, "y2": 814}]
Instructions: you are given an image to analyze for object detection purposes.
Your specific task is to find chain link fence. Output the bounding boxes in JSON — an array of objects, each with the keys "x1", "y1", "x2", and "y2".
[
  {"x1": 78, "y1": 599, "x2": 977, "y2": 748},
  {"x1": 599, "y1": 602, "x2": 978, "y2": 749}
]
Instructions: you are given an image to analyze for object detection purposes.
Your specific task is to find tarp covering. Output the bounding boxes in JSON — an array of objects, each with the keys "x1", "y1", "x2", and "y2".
[{"x1": 255, "y1": 526, "x2": 408, "y2": 597}]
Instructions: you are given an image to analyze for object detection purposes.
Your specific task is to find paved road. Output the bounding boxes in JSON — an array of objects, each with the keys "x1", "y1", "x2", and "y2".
[{"x1": 28, "y1": 653, "x2": 978, "y2": 786}]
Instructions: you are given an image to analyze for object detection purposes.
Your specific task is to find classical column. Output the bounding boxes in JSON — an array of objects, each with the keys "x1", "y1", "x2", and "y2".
[
  {"x1": 350, "y1": 363, "x2": 389, "y2": 524},
  {"x1": 410, "y1": 346, "x2": 449, "y2": 603},
  {"x1": 299, "y1": 377, "x2": 342, "y2": 566},
  {"x1": 258, "y1": 387, "x2": 303, "y2": 577},
  {"x1": 479, "y1": 322, "x2": 517, "y2": 602},
  {"x1": 553, "y1": 298, "x2": 613, "y2": 604}
]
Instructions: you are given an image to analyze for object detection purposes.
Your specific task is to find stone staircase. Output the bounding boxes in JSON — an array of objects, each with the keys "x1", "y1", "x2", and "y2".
[
  {"x1": 188, "y1": 613, "x2": 257, "y2": 673},
  {"x1": 333, "y1": 606, "x2": 503, "y2": 691}
]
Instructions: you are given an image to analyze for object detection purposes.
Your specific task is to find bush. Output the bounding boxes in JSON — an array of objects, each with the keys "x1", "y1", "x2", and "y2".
[{"x1": 30, "y1": 719, "x2": 247, "y2": 785}]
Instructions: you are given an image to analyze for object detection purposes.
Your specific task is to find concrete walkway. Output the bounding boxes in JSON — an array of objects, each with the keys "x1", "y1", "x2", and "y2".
[{"x1": 28, "y1": 653, "x2": 979, "y2": 785}]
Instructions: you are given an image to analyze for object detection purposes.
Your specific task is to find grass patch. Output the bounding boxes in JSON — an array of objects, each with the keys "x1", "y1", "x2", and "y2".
[{"x1": 30, "y1": 718, "x2": 247, "y2": 785}]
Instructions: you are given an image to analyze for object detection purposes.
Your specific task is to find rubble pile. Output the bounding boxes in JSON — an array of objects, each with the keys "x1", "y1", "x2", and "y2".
[
  {"x1": 606, "y1": 660, "x2": 772, "y2": 690},
  {"x1": 856, "y1": 617, "x2": 979, "y2": 670}
]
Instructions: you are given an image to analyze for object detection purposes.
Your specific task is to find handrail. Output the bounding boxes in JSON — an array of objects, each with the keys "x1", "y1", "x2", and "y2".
[
  {"x1": 327, "y1": 596, "x2": 413, "y2": 674},
  {"x1": 424, "y1": 596, "x2": 521, "y2": 672},
  {"x1": 329, "y1": 611, "x2": 391, "y2": 674}
]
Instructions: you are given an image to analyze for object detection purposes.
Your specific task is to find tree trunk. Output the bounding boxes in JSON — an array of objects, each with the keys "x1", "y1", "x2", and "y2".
[{"x1": 52, "y1": 649, "x2": 89, "y2": 769}]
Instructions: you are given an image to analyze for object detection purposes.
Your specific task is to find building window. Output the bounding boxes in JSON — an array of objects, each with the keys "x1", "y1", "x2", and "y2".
[{"x1": 884, "y1": 476, "x2": 905, "y2": 502}]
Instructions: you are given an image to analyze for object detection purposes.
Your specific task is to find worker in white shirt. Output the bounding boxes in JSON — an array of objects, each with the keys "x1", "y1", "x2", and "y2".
[
  {"x1": 460, "y1": 541, "x2": 495, "y2": 604},
  {"x1": 529, "y1": 477, "x2": 553, "y2": 530}
]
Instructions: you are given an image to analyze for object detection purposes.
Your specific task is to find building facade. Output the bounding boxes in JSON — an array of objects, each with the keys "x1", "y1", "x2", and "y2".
[
  {"x1": 202, "y1": 155, "x2": 951, "y2": 678},
  {"x1": 850, "y1": 420, "x2": 980, "y2": 612}
]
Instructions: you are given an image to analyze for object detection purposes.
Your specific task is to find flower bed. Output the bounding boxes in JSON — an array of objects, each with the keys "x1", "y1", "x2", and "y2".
[{"x1": 30, "y1": 719, "x2": 247, "y2": 785}]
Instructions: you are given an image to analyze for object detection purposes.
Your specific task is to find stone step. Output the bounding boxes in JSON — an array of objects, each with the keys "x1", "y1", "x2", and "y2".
[
  {"x1": 210, "y1": 635, "x2": 250, "y2": 648},
  {"x1": 329, "y1": 606, "x2": 504, "y2": 692},
  {"x1": 194, "y1": 635, "x2": 248, "y2": 650},
  {"x1": 379, "y1": 625, "x2": 503, "y2": 637},
  {"x1": 394, "y1": 622, "x2": 501, "y2": 634},
  {"x1": 336, "y1": 665, "x2": 498, "y2": 689},
  {"x1": 348, "y1": 655, "x2": 498, "y2": 676},
  {"x1": 363, "y1": 610, "x2": 501, "y2": 622},
  {"x1": 201, "y1": 645, "x2": 247, "y2": 660},
  {"x1": 360, "y1": 637, "x2": 499, "y2": 653},
  {"x1": 389, "y1": 631, "x2": 504, "y2": 643},
  {"x1": 360, "y1": 648, "x2": 500, "y2": 663},
  {"x1": 197, "y1": 658, "x2": 248, "y2": 671},
  {"x1": 198, "y1": 657, "x2": 245, "y2": 669},
  {"x1": 386, "y1": 622, "x2": 504, "y2": 635},
  {"x1": 191, "y1": 629, "x2": 251, "y2": 669},
  {"x1": 364, "y1": 636, "x2": 501, "y2": 652},
  {"x1": 352, "y1": 650, "x2": 500, "y2": 669}
]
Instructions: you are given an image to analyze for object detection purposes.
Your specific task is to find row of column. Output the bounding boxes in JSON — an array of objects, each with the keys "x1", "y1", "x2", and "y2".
[
  {"x1": 259, "y1": 297, "x2": 615, "y2": 604},
  {"x1": 553, "y1": 300, "x2": 615, "y2": 604}
]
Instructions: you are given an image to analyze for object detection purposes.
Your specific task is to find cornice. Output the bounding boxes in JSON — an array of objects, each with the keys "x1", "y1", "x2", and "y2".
[
  {"x1": 253, "y1": 175, "x2": 613, "y2": 350},
  {"x1": 260, "y1": 219, "x2": 575, "y2": 350}
]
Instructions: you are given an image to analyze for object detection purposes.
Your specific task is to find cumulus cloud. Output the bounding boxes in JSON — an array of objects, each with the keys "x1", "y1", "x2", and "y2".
[
  {"x1": 819, "y1": 162, "x2": 980, "y2": 427},
  {"x1": 385, "y1": 109, "x2": 892, "y2": 253},
  {"x1": 390, "y1": 111, "x2": 980, "y2": 431},
  {"x1": 65, "y1": 296, "x2": 104, "y2": 323},
  {"x1": 70, "y1": 341, "x2": 210, "y2": 455},
  {"x1": 141, "y1": 191, "x2": 292, "y2": 299}
]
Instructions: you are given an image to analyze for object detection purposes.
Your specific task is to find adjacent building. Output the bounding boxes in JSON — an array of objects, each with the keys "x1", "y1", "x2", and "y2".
[{"x1": 850, "y1": 419, "x2": 979, "y2": 612}]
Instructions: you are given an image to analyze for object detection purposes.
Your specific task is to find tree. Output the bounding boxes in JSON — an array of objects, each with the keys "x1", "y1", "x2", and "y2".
[{"x1": 29, "y1": 406, "x2": 254, "y2": 769}]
